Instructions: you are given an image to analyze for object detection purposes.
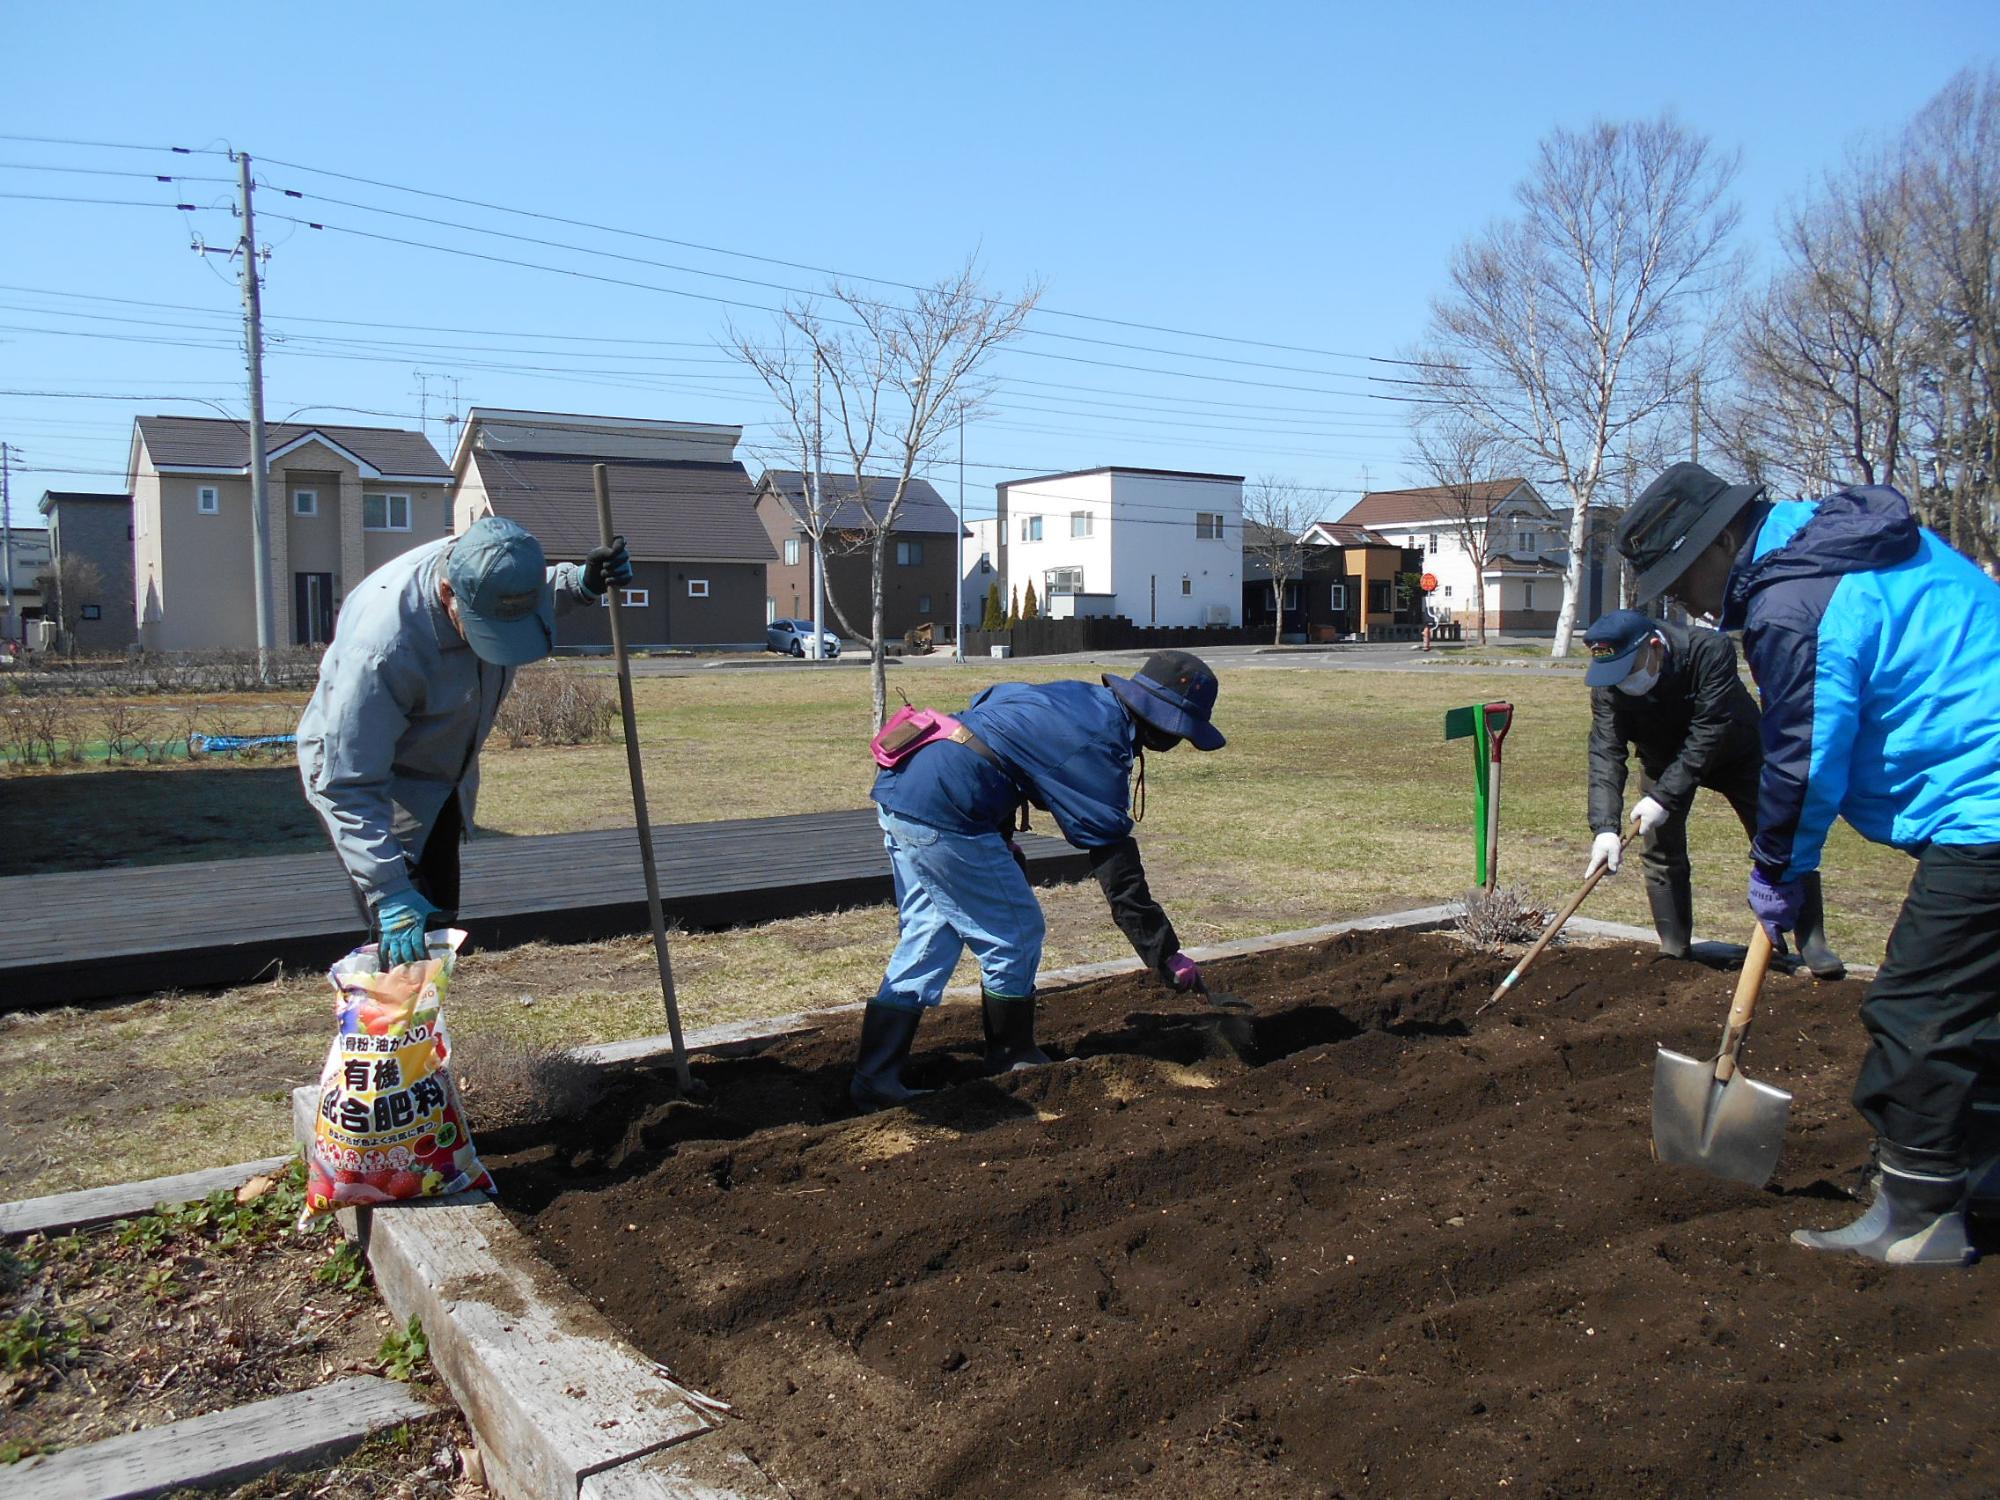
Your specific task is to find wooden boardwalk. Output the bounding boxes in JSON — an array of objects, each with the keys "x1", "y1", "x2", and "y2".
[{"x1": 0, "y1": 810, "x2": 1090, "y2": 1009}]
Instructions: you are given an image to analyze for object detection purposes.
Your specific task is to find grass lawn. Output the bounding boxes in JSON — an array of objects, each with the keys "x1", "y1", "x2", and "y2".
[{"x1": 0, "y1": 659, "x2": 1920, "y2": 1201}]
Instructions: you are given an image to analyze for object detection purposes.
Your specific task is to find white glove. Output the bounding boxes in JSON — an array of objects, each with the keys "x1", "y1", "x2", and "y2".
[
  {"x1": 1631, "y1": 796, "x2": 1669, "y2": 835},
  {"x1": 1585, "y1": 831, "x2": 1623, "y2": 877}
]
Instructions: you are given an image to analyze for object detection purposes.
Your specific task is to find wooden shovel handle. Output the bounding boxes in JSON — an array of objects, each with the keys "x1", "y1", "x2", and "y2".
[
  {"x1": 1479, "y1": 830, "x2": 1636, "y2": 1012},
  {"x1": 1713, "y1": 924, "x2": 1776, "y2": 1083}
]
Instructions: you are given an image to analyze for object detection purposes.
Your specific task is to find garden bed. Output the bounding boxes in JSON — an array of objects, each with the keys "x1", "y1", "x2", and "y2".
[
  {"x1": 1, "y1": 1163, "x2": 435, "y2": 1468},
  {"x1": 495, "y1": 928, "x2": 1999, "y2": 1499}
]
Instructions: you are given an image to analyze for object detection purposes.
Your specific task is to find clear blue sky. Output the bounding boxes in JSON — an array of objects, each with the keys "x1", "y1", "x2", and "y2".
[{"x1": 2, "y1": 0, "x2": 1992, "y2": 532}]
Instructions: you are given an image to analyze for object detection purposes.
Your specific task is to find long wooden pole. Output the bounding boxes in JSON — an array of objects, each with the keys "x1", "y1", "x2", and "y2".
[
  {"x1": 593, "y1": 463, "x2": 693, "y2": 1093},
  {"x1": 1478, "y1": 829, "x2": 1636, "y2": 1014}
]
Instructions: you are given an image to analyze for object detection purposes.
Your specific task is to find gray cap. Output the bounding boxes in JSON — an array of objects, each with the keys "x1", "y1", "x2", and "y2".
[{"x1": 444, "y1": 517, "x2": 554, "y2": 666}]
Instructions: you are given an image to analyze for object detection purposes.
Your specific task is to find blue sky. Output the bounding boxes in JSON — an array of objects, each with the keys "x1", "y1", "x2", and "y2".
[{"x1": 2, "y1": 0, "x2": 1991, "y2": 532}]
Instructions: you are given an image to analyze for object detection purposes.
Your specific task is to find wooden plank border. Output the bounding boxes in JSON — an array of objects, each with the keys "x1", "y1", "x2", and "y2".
[
  {"x1": 11, "y1": 1375, "x2": 432, "y2": 1500},
  {"x1": 0, "y1": 1155, "x2": 296, "y2": 1240}
]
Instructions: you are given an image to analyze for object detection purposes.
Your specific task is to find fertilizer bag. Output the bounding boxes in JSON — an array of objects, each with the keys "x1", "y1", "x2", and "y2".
[{"x1": 305, "y1": 928, "x2": 494, "y2": 1214}]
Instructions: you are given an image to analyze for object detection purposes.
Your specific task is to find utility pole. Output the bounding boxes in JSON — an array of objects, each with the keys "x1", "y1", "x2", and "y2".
[
  {"x1": 1689, "y1": 371, "x2": 1701, "y2": 465},
  {"x1": 955, "y1": 408, "x2": 965, "y2": 663},
  {"x1": 809, "y1": 365, "x2": 826, "y2": 662},
  {"x1": 1, "y1": 441, "x2": 14, "y2": 643},
  {"x1": 238, "y1": 151, "x2": 277, "y2": 678}
]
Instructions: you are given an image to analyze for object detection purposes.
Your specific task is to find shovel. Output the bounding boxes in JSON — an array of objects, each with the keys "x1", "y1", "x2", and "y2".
[
  {"x1": 1651, "y1": 924, "x2": 1791, "y2": 1187},
  {"x1": 1478, "y1": 830, "x2": 1636, "y2": 1015}
]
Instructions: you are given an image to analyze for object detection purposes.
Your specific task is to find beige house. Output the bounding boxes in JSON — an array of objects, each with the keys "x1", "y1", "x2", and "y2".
[{"x1": 128, "y1": 417, "x2": 452, "y2": 651}]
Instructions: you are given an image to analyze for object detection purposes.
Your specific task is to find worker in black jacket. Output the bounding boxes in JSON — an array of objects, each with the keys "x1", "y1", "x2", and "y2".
[{"x1": 1583, "y1": 609, "x2": 1843, "y2": 977}]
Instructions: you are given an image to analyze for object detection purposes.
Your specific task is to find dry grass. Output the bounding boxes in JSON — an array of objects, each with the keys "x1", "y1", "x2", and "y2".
[{"x1": 0, "y1": 657, "x2": 1924, "y2": 1200}]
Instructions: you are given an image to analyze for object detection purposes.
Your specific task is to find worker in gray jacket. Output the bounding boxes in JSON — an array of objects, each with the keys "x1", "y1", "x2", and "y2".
[{"x1": 297, "y1": 516, "x2": 630, "y2": 965}]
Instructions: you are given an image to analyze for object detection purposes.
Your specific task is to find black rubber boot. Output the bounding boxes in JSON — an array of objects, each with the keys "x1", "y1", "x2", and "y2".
[
  {"x1": 1793, "y1": 873, "x2": 1846, "y2": 980},
  {"x1": 1791, "y1": 1141, "x2": 1975, "y2": 1266},
  {"x1": 1645, "y1": 871, "x2": 1695, "y2": 960},
  {"x1": 1967, "y1": 1092, "x2": 2000, "y2": 1223},
  {"x1": 849, "y1": 1002, "x2": 932, "y2": 1111},
  {"x1": 981, "y1": 991, "x2": 1051, "y2": 1073}
]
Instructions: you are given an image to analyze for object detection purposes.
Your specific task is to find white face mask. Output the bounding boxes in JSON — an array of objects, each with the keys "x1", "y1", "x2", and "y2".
[{"x1": 1615, "y1": 664, "x2": 1660, "y2": 696}]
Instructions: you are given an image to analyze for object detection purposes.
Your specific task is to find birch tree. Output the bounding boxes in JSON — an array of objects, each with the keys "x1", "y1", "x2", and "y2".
[
  {"x1": 734, "y1": 261, "x2": 1040, "y2": 726},
  {"x1": 1412, "y1": 117, "x2": 1741, "y2": 654}
]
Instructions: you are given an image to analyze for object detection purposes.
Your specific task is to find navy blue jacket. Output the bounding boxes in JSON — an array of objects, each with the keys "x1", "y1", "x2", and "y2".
[
  {"x1": 871, "y1": 680, "x2": 1139, "y2": 847},
  {"x1": 1722, "y1": 486, "x2": 2000, "y2": 878}
]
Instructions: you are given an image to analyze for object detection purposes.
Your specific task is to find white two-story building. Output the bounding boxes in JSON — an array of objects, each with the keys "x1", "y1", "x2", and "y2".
[
  {"x1": 995, "y1": 467, "x2": 1242, "y2": 627},
  {"x1": 1333, "y1": 478, "x2": 1567, "y2": 634}
]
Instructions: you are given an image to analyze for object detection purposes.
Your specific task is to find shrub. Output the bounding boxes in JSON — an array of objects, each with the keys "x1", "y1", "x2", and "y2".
[
  {"x1": 452, "y1": 1035, "x2": 606, "y2": 1130},
  {"x1": 1453, "y1": 885, "x2": 1550, "y2": 947},
  {"x1": 494, "y1": 663, "x2": 615, "y2": 748}
]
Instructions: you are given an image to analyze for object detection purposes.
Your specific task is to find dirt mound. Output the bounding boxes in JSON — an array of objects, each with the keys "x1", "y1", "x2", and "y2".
[{"x1": 495, "y1": 930, "x2": 2000, "y2": 1499}]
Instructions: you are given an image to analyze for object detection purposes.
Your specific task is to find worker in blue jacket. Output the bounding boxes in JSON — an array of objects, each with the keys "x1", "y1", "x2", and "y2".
[
  {"x1": 1621, "y1": 461, "x2": 2000, "y2": 1267},
  {"x1": 853, "y1": 650, "x2": 1226, "y2": 1109}
]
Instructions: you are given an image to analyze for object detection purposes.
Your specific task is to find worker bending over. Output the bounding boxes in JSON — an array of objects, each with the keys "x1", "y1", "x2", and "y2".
[{"x1": 854, "y1": 650, "x2": 1226, "y2": 1109}]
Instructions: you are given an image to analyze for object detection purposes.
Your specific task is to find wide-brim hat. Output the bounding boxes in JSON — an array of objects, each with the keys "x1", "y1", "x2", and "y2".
[
  {"x1": 447, "y1": 517, "x2": 556, "y2": 666},
  {"x1": 1102, "y1": 649, "x2": 1225, "y2": 751},
  {"x1": 1619, "y1": 462, "x2": 1765, "y2": 604}
]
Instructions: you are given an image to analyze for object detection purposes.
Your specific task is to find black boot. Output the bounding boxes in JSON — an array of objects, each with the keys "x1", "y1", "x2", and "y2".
[
  {"x1": 1791, "y1": 1141, "x2": 1974, "y2": 1266},
  {"x1": 1790, "y1": 872, "x2": 1846, "y2": 979},
  {"x1": 981, "y1": 991, "x2": 1051, "y2": 1073},
  {"x1": 1645, "y1": 871, "x2": 1695, "y2": 960},
  {"x1": 849, "y1": 1001, "x2": 932, "y2": 1110},
  {"x1": 1967, "y1": 1089, "x2": 2000, "y2": 1222}
]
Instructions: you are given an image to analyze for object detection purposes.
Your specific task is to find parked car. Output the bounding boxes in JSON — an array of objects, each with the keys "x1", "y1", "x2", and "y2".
[{"x1": 766, "y1": 618, "x2": 841, "y2": 658}]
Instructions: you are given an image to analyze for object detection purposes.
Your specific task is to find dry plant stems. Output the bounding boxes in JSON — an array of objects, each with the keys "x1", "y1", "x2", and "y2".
[
  {"x1": 1454, "y1": 885, "x2": 1552, "y2": 948},
  {"x1": 731, "y1": 258, "x2": 1043, "y2": 728},
  {"x1": 1410, "y1": 418, "x2": 1517, "y2": 644},
  {"x1": 1241, "y1": 476, "x2": 1316, "y2": 647},
  {"x1": 494, "y1": 662, "x2": 616, "y2": 748},
  {"x1": 450, "y1": 1035, "x2": 606, "y2": 1133},
  {"x1": 1410, "y1": 115, "x2": 1744, "y2": 656}
]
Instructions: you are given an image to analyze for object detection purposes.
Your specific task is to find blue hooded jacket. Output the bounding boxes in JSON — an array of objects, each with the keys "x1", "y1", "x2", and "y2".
[
  {"x1": 871, "y1": 680, "x2": 1138, "y2": 848},
  {"x1": 1720, "y1": 485, "x2": 2000, "y2": 878}
]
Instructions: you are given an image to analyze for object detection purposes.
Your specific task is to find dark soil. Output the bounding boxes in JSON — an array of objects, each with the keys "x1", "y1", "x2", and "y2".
[
  {"x1": 496, "y1": 930, "x2": 2000, "y2": 1499},
  {"x1": 2, "y1": 1165, "x2": 426, "y2": 1462}
]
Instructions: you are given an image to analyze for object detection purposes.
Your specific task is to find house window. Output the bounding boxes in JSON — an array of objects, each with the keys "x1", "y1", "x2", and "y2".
[
  {"x1": 917, "y1": 594, "x2": 932, "y2": 613},
  {"x1": 766, "y1": 596, "x2": 776, "y2": 624},
  {"x1": 1019, "y1": 515, "x2": 1042, "y2": 542},
  {"x1": 895, "y1": 540, "x2": 924, "y2": 566},
  {"x1": 1070, "y1": 511, "x2": 1093, "y2": 538},
  {"x1": 1329, "y1": 583, "x2": 1347, "y2": 610},
  {"x1": 197, "y1": 486, "x2": 219, "y2": 514},
  {"x1": 1427, "y1": 534, "x2": 1437, "y2": 554},
  {"x1": 1181, "y1": 575, "x2": 1193, "y2": 596},
  {"x1": 1525, "y1": 582, "x2": 1535, "y2": 609},
  {"x1": 1046, "y1": 566, "x2": 1083, "y2": 596},
  {"x1": 598, "y1": 588, "x2": 651, "y2": 608},
  {"x1": 784, "y1": 538, "x2": 800, "y2": 566},
  {"x1": 362, "y1": 493, "x2": 410, "y2": 531},
  {"x1": 1196, "y1": 513, "x2": 1223, "y2": 540},
  {"x1": 1443, "y1": 584, "x2": 1454, "y2": 599},
  {"x1": 81, "y1": 604, "x2": 102, "y2": 621},
  {"x1": 687, "y1": 579, "x2": 709, "y2": 598},
  {"x1": 1370, "y1": 580, "x2": 1393, "y2": 613},
  {"x1": 293, "y1": 489, "x2": 318, "y2": 517}
]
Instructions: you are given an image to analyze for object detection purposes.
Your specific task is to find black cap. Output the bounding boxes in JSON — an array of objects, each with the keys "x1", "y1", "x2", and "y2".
[{"x1": 1617, "y1": 462, "x2": 1765, "y2": 603}]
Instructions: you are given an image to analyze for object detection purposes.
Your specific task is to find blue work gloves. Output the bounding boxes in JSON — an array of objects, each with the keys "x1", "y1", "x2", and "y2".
[
  {"x1": 1747, "y1": 867, "x2": 1805, "y2": 943},
  {"x1": 376, "y1": 890, "x2": 440, "y2": 969},
  {"x1": 582, "y1": 535, "x2": 634, "y2": 597}
]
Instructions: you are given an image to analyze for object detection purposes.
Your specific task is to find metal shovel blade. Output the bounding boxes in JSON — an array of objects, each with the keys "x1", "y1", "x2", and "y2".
[{"x1": 1651, "y1": 1046, "x2": 1792, "y2": 1188}]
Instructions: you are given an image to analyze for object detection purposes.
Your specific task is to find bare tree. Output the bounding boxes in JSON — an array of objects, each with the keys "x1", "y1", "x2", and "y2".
[
  {"x1": 1409, "y1": 419, "x2": 1513, "y2": 643},
  {"x1": 1412, "y1": 116, "x2": 1742, "y2": 654},
  {"x1": 734, "y1": 261, "x2": 1040, "y2": 726},
  {"x1": 36, "y1": 554, "x2": 103, "y2": 656},
  {"x1": 1240, "y1": 474, "x2": 1313, "y2": 645}
]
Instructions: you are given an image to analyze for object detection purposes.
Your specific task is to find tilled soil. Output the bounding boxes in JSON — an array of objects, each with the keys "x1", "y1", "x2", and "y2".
[{"x1": 498, "y1": 930, "x2": 2000, "y2": 1499}]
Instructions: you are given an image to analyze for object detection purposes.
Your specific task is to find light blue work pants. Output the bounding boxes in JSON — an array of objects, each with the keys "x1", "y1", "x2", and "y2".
[{"x1": 874, "y1": 807, "x2": 1045, "y2": 1010}]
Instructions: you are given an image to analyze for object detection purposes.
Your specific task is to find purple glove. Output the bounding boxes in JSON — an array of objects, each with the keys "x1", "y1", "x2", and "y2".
[
  {"x1": 1747, "y1": 867, "x2": 1805, "y2": 941},
  {"x1": 1166, "y1": 952, "x2": 1203, "y2": 992}
]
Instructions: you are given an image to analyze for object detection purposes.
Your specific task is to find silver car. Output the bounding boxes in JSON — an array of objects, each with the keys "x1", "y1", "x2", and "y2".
[{"x1": 765, "y1": 618, "x2": 841, "y2": 658}]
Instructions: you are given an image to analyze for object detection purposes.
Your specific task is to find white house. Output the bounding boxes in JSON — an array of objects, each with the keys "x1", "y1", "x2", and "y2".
[
  {"x1": 1333, "y1": 478, "x2": 1566, "y2": 633},
  {"x1": 960, "y1": 517, "x2": 1001, "y2": 629},
  {"x1": 995, "y1": 467, "x2": 1242, "y2": 628}
]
